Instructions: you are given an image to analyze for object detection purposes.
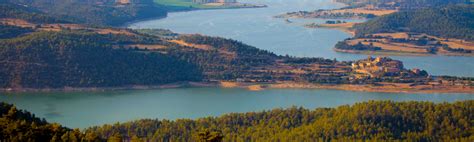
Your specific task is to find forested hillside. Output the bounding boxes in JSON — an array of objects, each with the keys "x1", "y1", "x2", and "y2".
[
  {"x1": 1, "y1": 0, "x2": 168, "y2": 26},
  {"x1": 0, "y1": 3, "x2": 67, "y2": 24},
  {"x1": 0, "y1": 31, "x2": 202, "y2": 89},
  {"x1": 85, "y1": 100, "x2": 474, "y2": 141},
  {"x1": 2, "y1": 101, "x2": 472, "y2": 141},
  {"x1": 0, "y1": 102, "x2": 101, "y2": 141},
  {"x1": 335, "y1": 0, "x2": 468, "y2": 9},
  {"x1": 0, "y1": 25, "x2": 33, "y2": 39},
  {"x1": 173, "y1": 35, "x2": 278, "y2": 80},
  {"x1": 354, "y1": 5, "x2": 474, "y2": 40},
  {"x1": 0, "y1": 25, "x2": 285, "y2": 89}
]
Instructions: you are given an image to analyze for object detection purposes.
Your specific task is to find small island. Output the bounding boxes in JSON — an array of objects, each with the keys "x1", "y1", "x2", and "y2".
[
  {"x1": 274, "y1": 4, "x2": 396, "y2": 19},
  {"x1": 305, "y1": 20, "x2": 359, "y2": 35},
  {"x1": 157, "y1": 0, "x2": 267, "y2": 10}
]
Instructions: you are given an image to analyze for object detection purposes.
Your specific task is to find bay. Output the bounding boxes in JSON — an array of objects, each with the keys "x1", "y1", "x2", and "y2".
[{"x1": 130, "y1": 0, "x2": 474, "y2": 77}]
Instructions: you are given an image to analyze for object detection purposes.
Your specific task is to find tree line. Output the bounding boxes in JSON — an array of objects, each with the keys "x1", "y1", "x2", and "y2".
[
  {"x1": 0, "y1": 31, "x2": 203, "y2": 88},
  {"x1": 0, "y1": 25, "x2": 33, "y2": 39},
  {"x1": 0, "y1": 0, "x2": 168, "y2": 26},
  {"x1": 335, "y1": 0, "x2": 469, "y2": 9},
  {"x1": 84, "y1": 100, "x2": 474, "y2": 141},
  {"x1": 354, "y1": 5, "x2": 474, "y2": 40},
  {"x1": 2, "y1": 100, "x2": 472, "y2": 141}
]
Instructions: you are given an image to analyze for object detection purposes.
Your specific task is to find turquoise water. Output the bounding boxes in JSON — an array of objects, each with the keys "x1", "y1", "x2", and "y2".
[
  {"x1": 1, "y1": 88, "x2": 473, "y2": 129},
  {"x1": 130, "y1": 0, "x2": 474, "y2": 77},
  {"x1": 0, "y1": 0, "x2": 473, "y2": 129}
]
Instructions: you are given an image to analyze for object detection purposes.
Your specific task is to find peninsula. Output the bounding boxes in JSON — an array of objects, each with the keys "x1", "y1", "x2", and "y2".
[
  {"x1": 279, "y1": 0, "x2": 474, "y2": 56},
  {"x1": 1, "y1": 1, "x2": 473, "y2": 142},
  {"x1": 275, "y1": 0, "x2": 397, "y2": 19},
  {"x1": 334, "y1": 4, "x2": 474, "y2": 56},
  {"x1": 0, "y1": 1, "x2": 472, "y2": 94},
  {"x1": 158, "y1": 0, "x2": 266, "y2": 10}
]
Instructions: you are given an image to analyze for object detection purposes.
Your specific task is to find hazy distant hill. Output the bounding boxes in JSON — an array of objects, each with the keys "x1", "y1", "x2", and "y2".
[
  {"x1": 354, "y1": 5, "x2": 474, "y2": 40},
  {"x1": 335, "y1": 0, "x2": 468, "y2": 9},
  {"x1": 1, "y1": 0, "x2": 167, "y2": 26},
  {"x1": 0, "y1": 3, "x2": 68, "y2": 24}
]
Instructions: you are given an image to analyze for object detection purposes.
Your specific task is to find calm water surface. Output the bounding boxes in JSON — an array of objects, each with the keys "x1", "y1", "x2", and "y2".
[
  {"x1": 130, "y1": 0, "x2": 474, "y2": 77},
  {"x1": 1, "y1": 88, "x2": 473, "y2": 128},
  {"x1": 0, "y1": 0, "x2": 473, "y2": 129}
]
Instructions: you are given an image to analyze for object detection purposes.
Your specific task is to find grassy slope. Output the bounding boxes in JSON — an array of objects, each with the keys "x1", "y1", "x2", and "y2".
[{"x1": 354, "y1": 5, "x2": 474, "y2": 40}]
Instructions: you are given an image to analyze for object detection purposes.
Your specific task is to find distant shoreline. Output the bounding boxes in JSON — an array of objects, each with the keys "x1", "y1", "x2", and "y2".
[
  {"x1": 2, "y1": 81, "x2": 473, "y2": 94},
  {"x1": 304, "y1": 22, "x2": 358, "y2": 36},
  {"x1": 334, "y1": 48, "x2": 474, "y2": 57},
  {"x1": 123, "y1": 3, "x2": 267, "y2": 28}
]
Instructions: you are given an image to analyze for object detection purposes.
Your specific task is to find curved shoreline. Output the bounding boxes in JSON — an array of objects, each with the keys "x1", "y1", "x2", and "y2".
[
  {"x1": 334, "y1": 47, "x2": 474, "y2": 57},
  {"x1": 2, "y1": 81, "x2": 473, "y2": 94},
  {"x1": 123, "y1": 4, "x2": 268, "y2": 28}
]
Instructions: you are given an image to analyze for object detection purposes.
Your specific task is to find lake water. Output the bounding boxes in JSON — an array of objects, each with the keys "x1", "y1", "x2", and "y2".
[
  {"x1": 1, "y1": 88, "x2": 473, "y2": 129},
  {"x1": 0, "y1": 0, "x2": 473, "y2": 129},
  {"x1": 130, "y1": 0, "x2": 474, "y2": 77}
]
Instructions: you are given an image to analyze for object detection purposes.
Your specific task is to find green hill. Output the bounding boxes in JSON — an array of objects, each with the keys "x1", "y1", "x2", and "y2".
[
  {"x1": 0, "y1": 3, "x2": 68, "y2": 24},
  {"x1": 0, "y1": 25, "x2": 33, "y2": 39},
  {"x1": 354, "y1": 5, "x2": 474, "y2": 40},
  {"x1": 1, "y1": 0, "x2": 168, "y2": 26},
  {"x1": 0, "y1": 102, "x2": 101, "y2": 141},
  {"x1": 335, "y1": 0, "x2": 468, "y2": 9},
  {"x1": 0, "y1": 31, "x2": 202, "y2": 89},
  {"x1": 2, "y1": 100, "x2": 472, "y2": 141},
  {"x1": 83, "y1": 100, "x2": 474, "y2": 141}
]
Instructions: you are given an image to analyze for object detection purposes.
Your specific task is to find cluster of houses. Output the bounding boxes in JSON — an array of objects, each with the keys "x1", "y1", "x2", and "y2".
[
  {"x1": 351, "y1": 56, "x2": 428, "y2": 80},
  {"x1": 351, "y1": 56, "x2": 404, "y2": 78},
  {"x1": 192, "y1": 0, "x2": 237, "y2": 4}
]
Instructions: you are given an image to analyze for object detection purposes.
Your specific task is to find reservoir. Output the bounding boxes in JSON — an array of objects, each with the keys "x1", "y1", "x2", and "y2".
[
  {"x1": 130, "y1": 0, "x2": 474, "y2": 77},
  {"x1": 1, "y1": 88, "x2": 473, "y2": 129},
  {"x1": 0, "y1": 0, "x2": 473, "y2": 129}
]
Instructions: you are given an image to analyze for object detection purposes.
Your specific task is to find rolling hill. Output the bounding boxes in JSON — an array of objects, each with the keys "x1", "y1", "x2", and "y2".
[
  {"x1": 354, "y1": 5, "x2": 474, "y2": 40},
  {"x1": 0, "y1": 31, "x2": 203, "y2": 89},
  {"x1": 1, "y1": 0, "x2": 168, "y2": 26},
  {"x1": 1, "y1": 101, "x2": 473, "y2": 141}
]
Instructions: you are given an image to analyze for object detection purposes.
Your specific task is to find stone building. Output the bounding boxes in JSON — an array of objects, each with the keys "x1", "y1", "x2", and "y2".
[{"x1": 351, "y1": 56, "x2": 404, "y2": 77}]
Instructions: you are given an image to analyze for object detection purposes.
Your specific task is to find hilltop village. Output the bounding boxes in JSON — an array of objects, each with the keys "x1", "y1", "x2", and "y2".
[{"x1": 352, "y1": 56, "x2": 415, "y2": 78}]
